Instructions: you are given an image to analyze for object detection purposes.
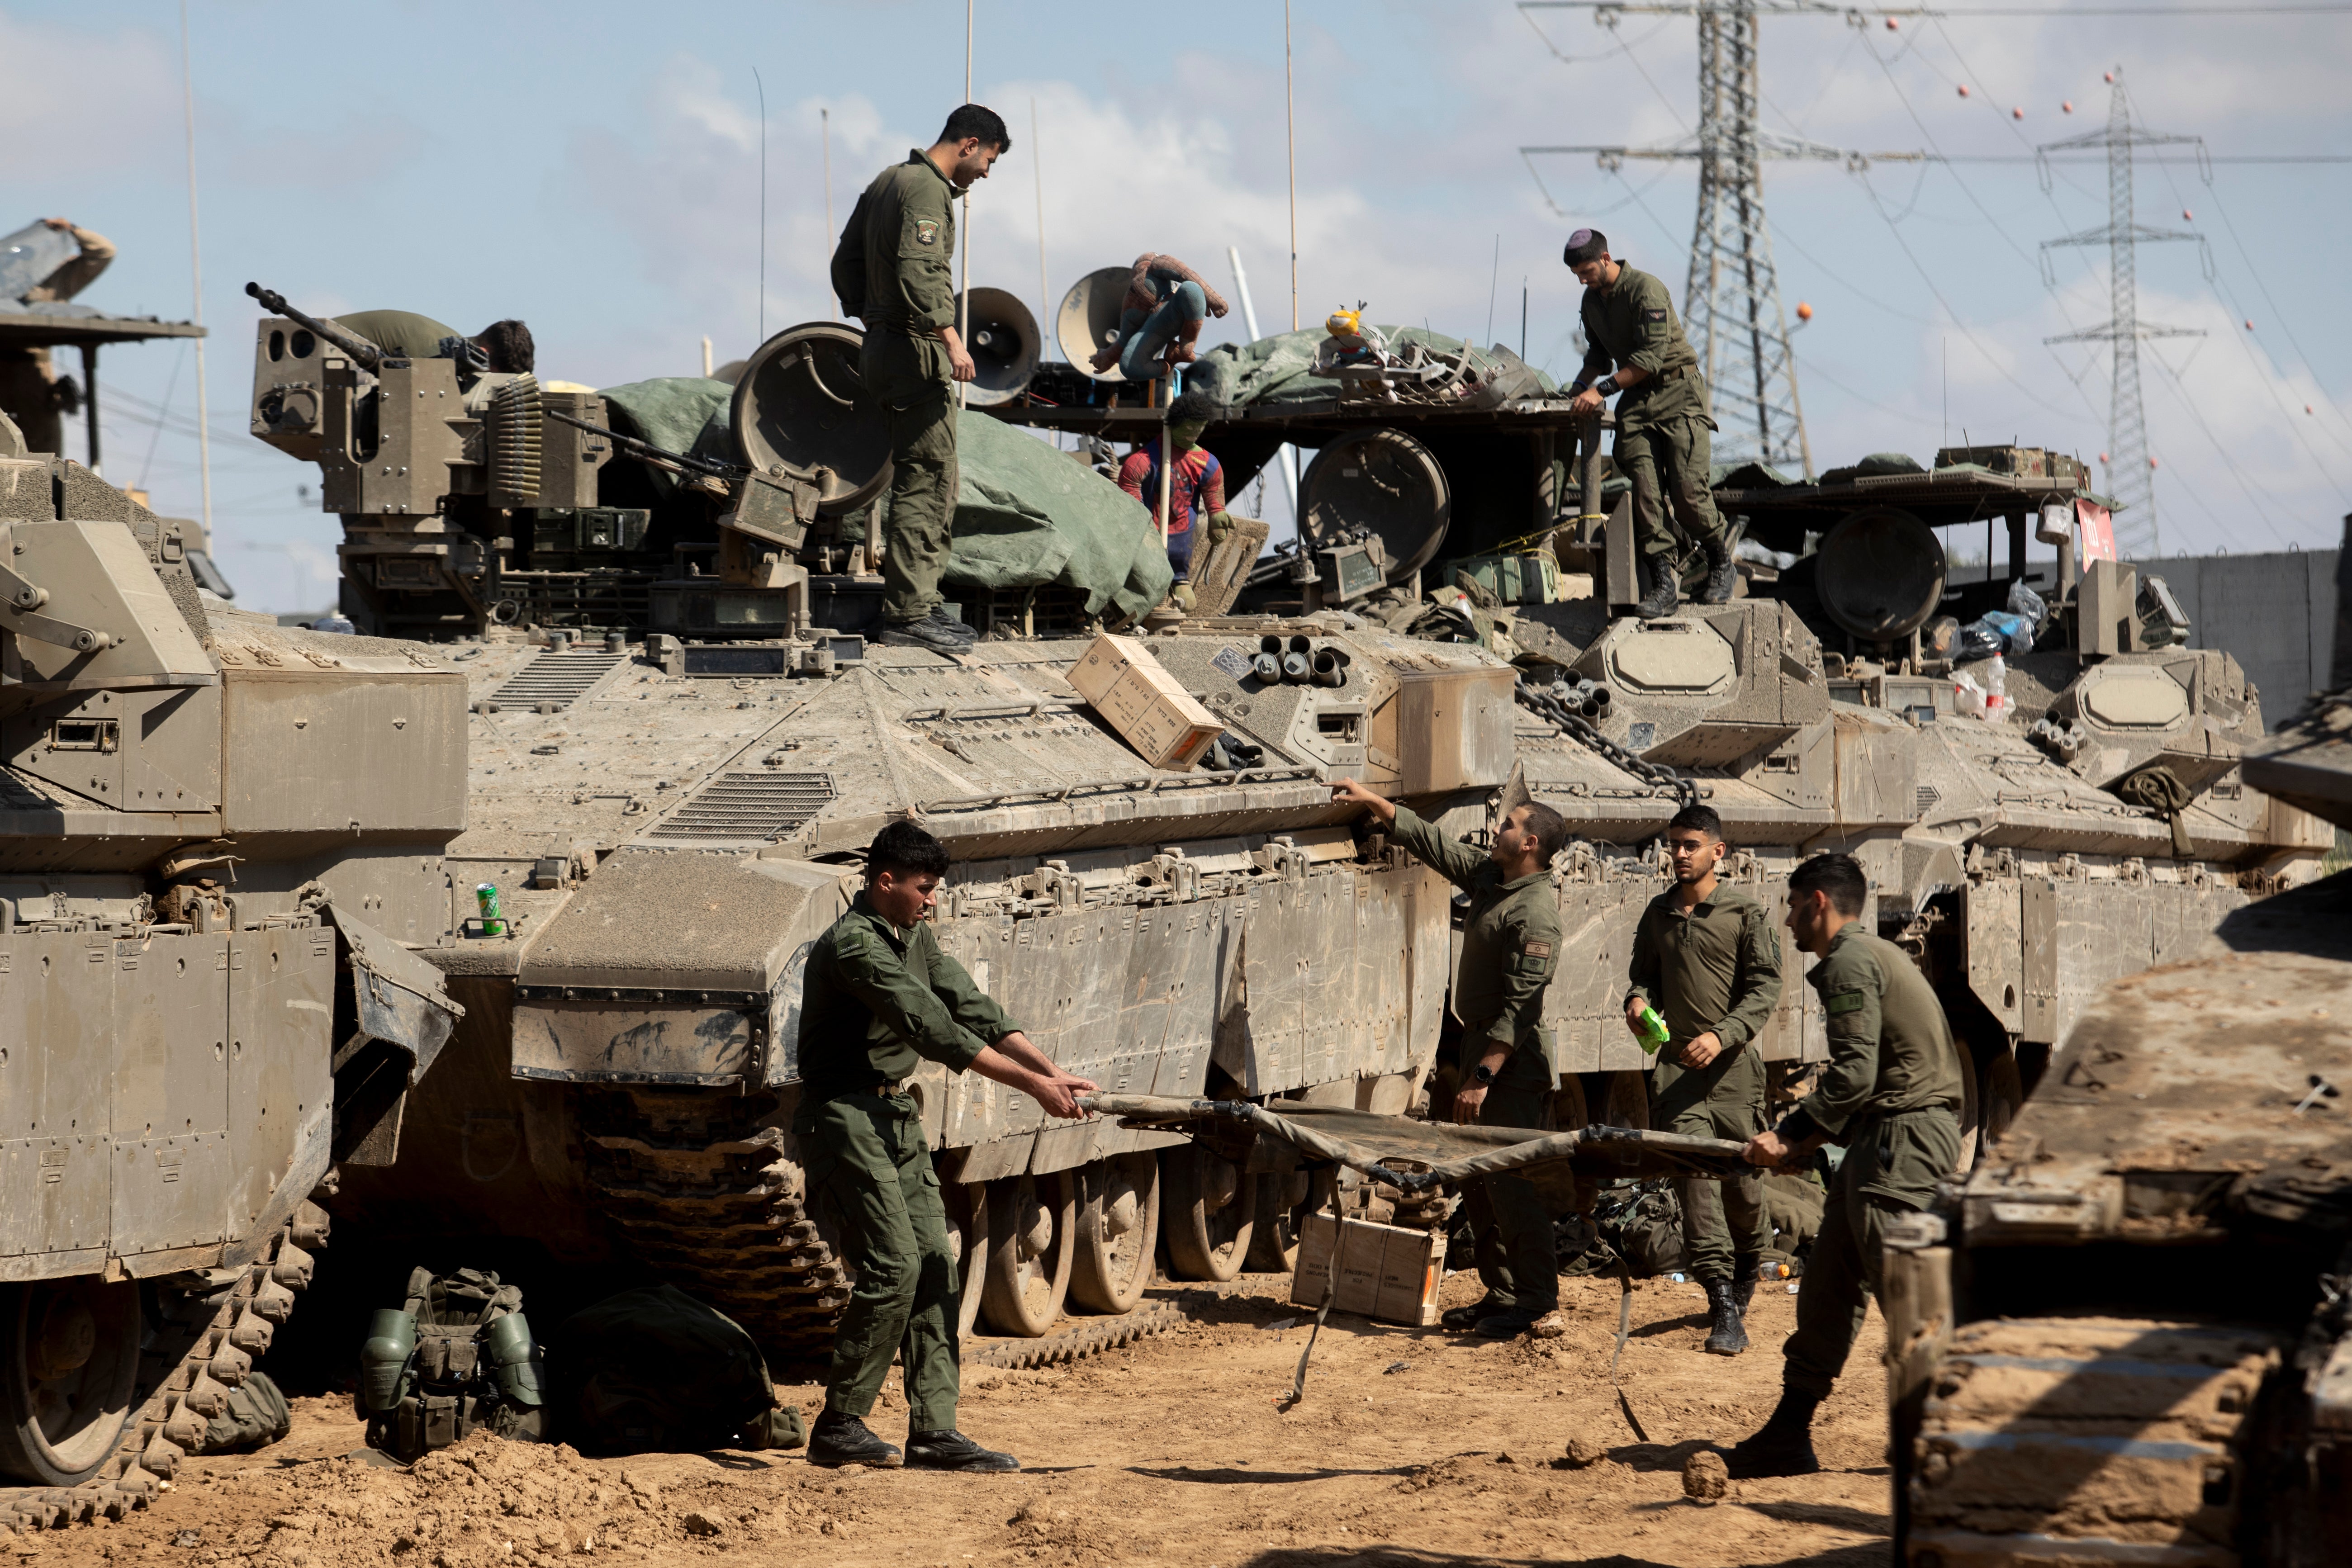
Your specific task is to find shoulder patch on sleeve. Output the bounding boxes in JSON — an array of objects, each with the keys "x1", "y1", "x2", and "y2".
[
  {"x1": 1825, "y1": 989, "x2": 1866, "y2": 1016},
  {"x1": 1643, "y1": 308, "x2": 1668, "y2": 322},
  {"x1": 914, "y1": 218, "x2": 940, "y2": 246},
  {"x1": 1523, "y1": 940, "x2": 1553, "y2": 959}
]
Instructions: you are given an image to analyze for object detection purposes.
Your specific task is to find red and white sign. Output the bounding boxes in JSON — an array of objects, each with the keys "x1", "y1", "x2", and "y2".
[{"x1": 2075, "y1": 498, "x2": 2117, "y2": 564}]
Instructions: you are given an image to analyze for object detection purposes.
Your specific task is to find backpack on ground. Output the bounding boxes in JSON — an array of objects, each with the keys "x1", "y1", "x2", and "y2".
[
  {"x1": 201, "y1": 1369, "x2": 293, "y2": 1454},
  {"x1": 358, "y1": 1266, "x2": 546, "y2": 1461}
]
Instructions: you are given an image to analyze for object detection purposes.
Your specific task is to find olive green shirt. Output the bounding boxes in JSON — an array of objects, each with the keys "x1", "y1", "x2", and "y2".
[
  {"x1": 1388, "y1": 804, "x2": 1560, "y2": 1053},
  {"x1": 1795, "y1": 924, "x2": 1965, "y2": 1139},
  {"x1": 795, "y1": 892, "x2": 1018, "y2": 1103},
  {"x1": 1626, "y1": 881, "x2": 1783, "y2": 1109},
  {"x1": 1575, "y1": 262, "x2": 1704, "y2": 434},
  {"x1": 331, "y1": 310, "x2": 460, "y2": 360},
  {"x1": 831, "y1": 150, "x2": 958, "y2": 335}
]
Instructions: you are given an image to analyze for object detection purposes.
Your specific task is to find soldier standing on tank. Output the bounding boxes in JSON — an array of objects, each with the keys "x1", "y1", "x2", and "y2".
[
  {"x1": 1331, "y1": 778, "x2": 1569, "y2": 1338},
  {"x1": 1623, "y1": 802, "x2": 1783, "y2": 1357},
  {"x1": 1563, "y1": 228, "x2": 1736, "y2": 620},
  {"x1": 830, "y1": 105, "x2": 1010, "y2": 654},
  {"x1": 0, "y1": 218, "x2": 115, "y2": 458},
  {"x1": 1720, "y1": 852, "x2": 1965, "y2": 1478},
  {"x1": 793, "y1": 820, "x2": 1096, "y2": 1473}
]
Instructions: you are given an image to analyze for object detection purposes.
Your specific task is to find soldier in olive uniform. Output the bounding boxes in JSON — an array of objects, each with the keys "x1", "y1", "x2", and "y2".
[
  {"x1": 330, "y1": 311, "x2": 536, "y2": 374},
  {"x1": 1564, "y1": 227, "x2": 1736, "y2": 620},
  {"x1": 830, "y1": 105, "x2": 1010, "y2": 654},
  {"x1": 794, "y1": 820, "x2": 1096, "y2": 1472},
  {"x1": 1722, "y1": 852, "x2": 1964, "y2": 1478},
  {"x1": 1332, "y1": 779, "x2": 1570, "y2": 1338},
  {"x1": 1624, "y1": 803, "x2": 1782, "y2": 1356}
]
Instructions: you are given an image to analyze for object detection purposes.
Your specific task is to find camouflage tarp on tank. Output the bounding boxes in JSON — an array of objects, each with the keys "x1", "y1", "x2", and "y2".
[
  {"x1": 1183, "y1": 326, "x2": 1561, "y2": 410},
  {"x1": 599, "y1": 378, "x2": 1172, "y2": 622}
]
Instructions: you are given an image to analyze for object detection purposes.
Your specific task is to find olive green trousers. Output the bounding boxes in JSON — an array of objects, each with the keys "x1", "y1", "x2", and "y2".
[
  {"x1": 802, "y1": 1090, "x2": 961, "y2": 1432},
  {"x1": 1617, "y1": 410, "x2": 1726, "y2": 559},
  {"x1": 1460, "y1": 1047, "x2": 1559, "y2": 1315},
  {"x1": 1654, "y1": 1049, "x2": 1770, "y2": 1284},
  {"x1": 1780, "y1": 1107, "x2": 1959, "y2": 1399},
  {"x1": 863, "y1": 331, "x2": 959, "y2": 625}
]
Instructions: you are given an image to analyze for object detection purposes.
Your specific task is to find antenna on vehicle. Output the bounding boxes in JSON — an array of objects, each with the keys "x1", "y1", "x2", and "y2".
[
  {"x1": 754, "y1": 67, "x2": 768, "y2": 345},
  {"x1": 179, "y1": 0, "x2": 212, "y2": 532}
]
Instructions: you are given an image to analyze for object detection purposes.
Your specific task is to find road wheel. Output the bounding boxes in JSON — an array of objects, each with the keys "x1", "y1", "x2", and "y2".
[
  {"x1": 1160, "y1": 1144, "x2": 1257, "y2": 1282},
  {"x1": 0, "y1": 1278, "x2": 142, "y2": 1486},
  {"x1": 1246, "y1": 1165, "x2": 1339, "y2": 1274},
  {"x1": 1602, "y1": 1070, "x2": 1652, "y2": 1130},
  {"x1": 943, "y1": 1180, "x2": 991, "y2": 1338},
  {"x1": 1070, "y1": 1152, "x2": 1162, "y2": 1314},
  {"x1": 980, "y1": 1172, "x2": 1075, "y2": 1337},
  {"x1": 1551, "y1": 1074, "x2": 1590, "y2": 1132}
]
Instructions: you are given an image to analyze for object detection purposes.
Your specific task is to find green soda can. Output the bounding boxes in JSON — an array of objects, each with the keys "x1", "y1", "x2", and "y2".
[
  {"x1": 1634, "y1": 1004, "x2": 1671, "y2": 1056},
  {"x1": 475, "y1": 882, "x2": 506, "y2": 937}
]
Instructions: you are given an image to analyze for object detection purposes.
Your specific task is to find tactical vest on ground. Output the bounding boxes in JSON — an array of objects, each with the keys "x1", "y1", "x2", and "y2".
[{"x1": 358, "y1": 1266, "x2": 546, "y2": 1460}]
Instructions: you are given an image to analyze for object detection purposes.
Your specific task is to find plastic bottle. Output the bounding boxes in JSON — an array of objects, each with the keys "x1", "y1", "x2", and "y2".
[{"x1": 1982, "y1": 656, "x2": 2008, "y2": 721}]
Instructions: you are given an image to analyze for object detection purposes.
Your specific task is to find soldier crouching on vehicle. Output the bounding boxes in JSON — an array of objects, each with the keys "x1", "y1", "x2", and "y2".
[
  {"x1": 793, "y1": 820, "x2": 1098, "y2": 1472},
  {"x1": 1720, "y1": 852, "x2": 1965, "y2": 1478}
]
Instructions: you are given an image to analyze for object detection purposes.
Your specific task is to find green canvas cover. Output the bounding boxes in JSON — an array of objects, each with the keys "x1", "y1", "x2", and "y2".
[
  {"x1": 933, "y1": 411, "x2": 1171, "y2": 621},
  {"x1": 596, "y1": 379, "x2": 1171, "y2": 622},
  {"x1": 1184, "y1": 327, "x2": 1560, "y2": 411},
  {"x1": 551, "y1": 1284, "x2": 803, "y2": 1456}
]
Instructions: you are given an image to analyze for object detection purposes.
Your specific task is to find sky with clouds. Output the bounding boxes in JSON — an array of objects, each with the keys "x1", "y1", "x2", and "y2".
[{"x1": 9, "y1": 0, "x2": 2349, "y2": 612}]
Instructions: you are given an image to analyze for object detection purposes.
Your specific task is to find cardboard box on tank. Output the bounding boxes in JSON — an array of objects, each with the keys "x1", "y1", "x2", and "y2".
[{"x1": 1068, "y1": 633, "x2": 1225, "y2": 770}]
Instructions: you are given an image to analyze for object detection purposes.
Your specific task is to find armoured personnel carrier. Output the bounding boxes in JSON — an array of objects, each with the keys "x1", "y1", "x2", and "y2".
[
  {"x1": 242, "y1": 294, "x2": 2325, "y2": 1360},
  {"x1": 1877, "y1": 696, "x2": 2352, "y2": 1565},
  {"x1": 0, "y1": 430, "x2": 464, "y2": 1523}
]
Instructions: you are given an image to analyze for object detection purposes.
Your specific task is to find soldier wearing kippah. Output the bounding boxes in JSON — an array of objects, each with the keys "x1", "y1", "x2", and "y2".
[{"x1": 1562, "y1": 227, "x2": 1736, "y2": 619}]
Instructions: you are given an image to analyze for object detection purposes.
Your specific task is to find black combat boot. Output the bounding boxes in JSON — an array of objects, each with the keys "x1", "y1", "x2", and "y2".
[
  {"x1": 1634, "y1": 551, "x2": 1680, "y2": 620},
  {"x1": 1441, "y1": 1294, "x2": 1508, "y2": 1331},
  {"x1": 1731, "y1": 1255, "x2": 1761, "y2": 1316},
  {"x1": 906, "y1": 1429, "x2": 1020, "y2": 1473},
  {"x1": 1721, "y1": 1387, "x2": 1823, "y2": 1478},
  {"x1": 1699, "y1": 533, "x2": 1739, "y2": 604},
  {"x1": 808, "y1": 1409, "x2": 904, "y2": 1468},
  {"x1": 1701, "y1": 1277, "x2": 1749, "y2": 1356}
]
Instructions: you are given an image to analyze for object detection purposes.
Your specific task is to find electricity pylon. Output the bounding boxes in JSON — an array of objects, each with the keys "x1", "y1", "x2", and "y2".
[{"x1": 2039, "y1": 66, "x2": 2205, "y2": 559}]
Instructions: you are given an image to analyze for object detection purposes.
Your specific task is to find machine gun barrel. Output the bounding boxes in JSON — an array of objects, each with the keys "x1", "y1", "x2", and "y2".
[{"x1": 243, "y1": 281, "x2": 383, "y2": 372}]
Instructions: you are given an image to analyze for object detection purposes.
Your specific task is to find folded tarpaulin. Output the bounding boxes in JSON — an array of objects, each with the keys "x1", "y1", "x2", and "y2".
[
  {"x1": 597, "y1": 377, "x2": 1172, "y2": 623},
  {"x1": 1082, "y1": 1093, "x2": 1748, "y2": 1215}
]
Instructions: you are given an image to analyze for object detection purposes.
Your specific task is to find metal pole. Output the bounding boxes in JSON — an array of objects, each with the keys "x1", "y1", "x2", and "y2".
[
  {"x1": 179, "y1": 0, "x2": 212, "y2": 535},
  {"x1": 1285, "y1": 1, "x2": 1299, "y2": 332},
  {"x1": 1031, "y1": 98, "x2": 1049, "y2": 351},
  {"x1": 80, "y1": 346, "x2": 100, "y2": 474},
  {"x1": 702, "y1": 336, "x2": 713, "y2": 378},
  {"x1": 1228, "y1": 245, "x2": 1299, "y2": 522},
  {"x1": 958, "y1": 1, "x2": 972, "y2": 411},
  {"x1": 822, "y1": 105, "x2": 834, "y2": 319},
  {"x1": 1157, "y1": 384, "x2": 1172, "y2": 559},
  {"x1": 754, "y1": 68, "x2": 767, "y2": 344}
]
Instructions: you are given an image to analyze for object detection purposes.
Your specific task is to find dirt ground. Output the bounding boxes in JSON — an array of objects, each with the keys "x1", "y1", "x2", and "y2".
[{"x1": 21, "y1": 1270, "x2": 1892, "y2": 1568}]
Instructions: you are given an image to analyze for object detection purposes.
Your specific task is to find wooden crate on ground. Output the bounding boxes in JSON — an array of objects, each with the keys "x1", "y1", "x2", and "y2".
[{"x1": 1290, "y1": 1212, "x2": 1445, "y2": 1326}]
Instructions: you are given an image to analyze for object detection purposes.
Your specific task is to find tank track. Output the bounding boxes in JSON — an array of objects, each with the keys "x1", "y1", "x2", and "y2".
[
  {"x1": 581, "y1": 1116, "x2": 854, "y2": 1361},
  {"x1": 1, "y1": 1200, "x2": 328, "y2": 1535},
  {"x1": 966, "y1": 1296, "x2": 1198, "y2": 1370},
  {"x1": 1908, "y1": 1315, "x2": 2282, "y2": 1566}
]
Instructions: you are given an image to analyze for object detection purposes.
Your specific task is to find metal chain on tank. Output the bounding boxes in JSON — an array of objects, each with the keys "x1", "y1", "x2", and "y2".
[{"x1": 1514, "y1": 679, "x2": 1699, "y2": 810}]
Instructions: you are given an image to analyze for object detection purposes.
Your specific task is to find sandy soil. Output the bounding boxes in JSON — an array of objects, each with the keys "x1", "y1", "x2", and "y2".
[{"x1": 19, "y1": 1270, "x2": 1892, "y2": 1568}]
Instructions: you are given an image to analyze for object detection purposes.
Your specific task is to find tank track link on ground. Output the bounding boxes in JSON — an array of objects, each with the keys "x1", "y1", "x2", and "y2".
[
  {"x1": 1909, "y1": 1315, "x2": 2281, "y2": 1568},
  {"x1": 1, "y1": 1201, "x2": 328, "y2": 1535},
  {"x1": 965, "y1": 1296, "x2": 1199, "y2": 1370},
  {"x1": 582, "y1": 1122, "x2": 853, "y2": 1359}
]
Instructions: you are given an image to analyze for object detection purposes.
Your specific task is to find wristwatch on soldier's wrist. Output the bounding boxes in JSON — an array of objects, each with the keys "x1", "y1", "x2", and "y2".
[{"x1": 1470, "y1": 1062, "x2": 1499, "y2": 1087}]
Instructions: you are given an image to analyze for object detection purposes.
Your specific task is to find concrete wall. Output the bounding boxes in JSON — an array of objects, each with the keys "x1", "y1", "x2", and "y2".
[{"x1": 2126, "y1": 549, "x2": 2338, "y2": 730}]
